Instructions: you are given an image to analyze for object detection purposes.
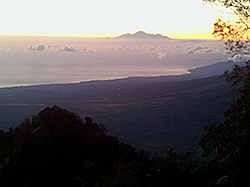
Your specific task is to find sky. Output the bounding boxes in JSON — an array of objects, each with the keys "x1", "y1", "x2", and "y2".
[{"x1": 0, "y1": 0, "x2": 222, "y2": 39}]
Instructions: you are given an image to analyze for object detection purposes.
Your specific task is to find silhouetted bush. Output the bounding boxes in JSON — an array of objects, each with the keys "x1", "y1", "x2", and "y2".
[
  {"x1": 0, "y1": 106, "x2": 193, "y2": 187},
  {"x1": 199, "y1": 64, "x2": 250, "y2": 186}
]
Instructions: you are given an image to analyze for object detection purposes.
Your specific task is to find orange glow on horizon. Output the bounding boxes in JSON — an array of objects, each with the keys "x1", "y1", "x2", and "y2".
[
  {"x1": 168, "y1": 33, "x2": 217, "y2": 40},
  {"x1": 0, "y1": 33, "x2": 217, "y2": 40}
]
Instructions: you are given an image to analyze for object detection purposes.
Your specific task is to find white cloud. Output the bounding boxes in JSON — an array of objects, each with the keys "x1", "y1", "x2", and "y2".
[
  {"x1": 36, "y1": 45, "x2": 45, "y2": 51},
  {"x1": 229, "y1": 54, "x2": 250, "y2": 63},
  {"x1": 61, "y1": 46, "x2": 78, "y2": 52},
  {"x1": 0, "y1": 47, "x2": 12, "y2": 51},
  {"x1": 193, "y1": 46, "x2": 202, "y2": 52},
  {"x1": 205, "y1": 48, "x2": 213, "y2": 53},
  {"x1": 183, "y1": 45, "x2": 225, "y2": 55},
  {"x1": 157, "y1": 51, "x2": 167, "y2": 59},
  {"x1": 25, "y1": 45, "x2": 45, "y2": 51}
]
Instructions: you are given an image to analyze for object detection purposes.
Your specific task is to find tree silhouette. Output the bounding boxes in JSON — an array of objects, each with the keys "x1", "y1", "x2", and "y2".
[
  {"x1": 0, "y1": 106, "x2": 194, "y2": 187},
  {"x1": 203, "y1": 0, "x2": 250, "y2": 57},
  {"x1": 198, "y1": 1, "x2": 250, "y2": 185},
  {"x1": 199, "y1": 69, "x2": 250, "y2": 185},
  {"x1": 0, "y1": 106, "x2": 139, "y2": 187}
]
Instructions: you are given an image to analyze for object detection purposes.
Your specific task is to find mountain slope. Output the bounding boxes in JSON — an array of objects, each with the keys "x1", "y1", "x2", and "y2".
[
  {"x1": 115, "y1": 30, "x2": 171, "y2": 40},
  {"x1": 187, "y1": 61, "x2": 245, "y2": 78}
]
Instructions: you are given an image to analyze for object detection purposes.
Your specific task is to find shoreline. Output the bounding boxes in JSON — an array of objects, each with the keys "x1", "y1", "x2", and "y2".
[
  {"x1": 0, "y1": 72, "x2": 192, "y2": 90},
  {"x1": 0, "y1": 60, "x2": 237, "y2": 90}
]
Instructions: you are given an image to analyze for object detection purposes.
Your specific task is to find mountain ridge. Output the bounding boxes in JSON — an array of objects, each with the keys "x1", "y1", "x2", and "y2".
[{"x1": 115, "y1": 30, "x2": 171, "y2": 40}]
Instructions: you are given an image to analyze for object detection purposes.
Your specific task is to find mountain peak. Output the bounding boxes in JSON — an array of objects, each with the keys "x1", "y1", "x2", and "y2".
[
  {"x1": 134, "y1": 30, "x2": 147, "y2": 35},
  {"x1": 115, "y1": 31, "x2": 171, "y2": 40}
]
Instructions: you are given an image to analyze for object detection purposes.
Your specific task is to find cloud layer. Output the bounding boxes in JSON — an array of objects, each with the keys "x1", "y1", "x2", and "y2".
[{"x1": 0, "y1": 39, "x2": 228, "y2": 63}]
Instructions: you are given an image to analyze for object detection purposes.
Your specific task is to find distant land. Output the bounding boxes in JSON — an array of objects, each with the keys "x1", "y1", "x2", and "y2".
[
  {"x1": 187, "y1": 60, "x2": 245, "y2": 79},
  {"x1": 115, "y1": 30, "x2": 171, "y2": 40},
  {"x1": 0, "y1": 60, "x2": 239, "y2": 156}
]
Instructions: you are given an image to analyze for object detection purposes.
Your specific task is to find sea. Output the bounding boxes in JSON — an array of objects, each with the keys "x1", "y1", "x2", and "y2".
[{"x1": 0, "y1": 36, "x2": 229, "y2": 88}]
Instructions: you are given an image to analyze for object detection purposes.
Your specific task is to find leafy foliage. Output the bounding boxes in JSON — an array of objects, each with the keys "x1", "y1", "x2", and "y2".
[
  {"x1": 225, "y1": 61, "x2": 250, "y2": 84},
  {"x1": 203, "y1": 0, "x2": 250, "y2": 57},
  {"x1": 194, "y1": 1, "x2": 250, "y2": 185}
]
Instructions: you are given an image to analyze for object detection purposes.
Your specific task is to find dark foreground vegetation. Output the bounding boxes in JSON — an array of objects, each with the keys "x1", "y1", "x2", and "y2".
[
  {"x1": 0, "y1": 106, "x2": 194, "y2": 187},
  {"x1": 0, "y1": 64, "x2": 250, "y2": 186}
]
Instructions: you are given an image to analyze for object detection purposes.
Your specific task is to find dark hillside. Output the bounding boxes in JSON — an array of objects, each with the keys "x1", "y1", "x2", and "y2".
[
  {"x1": 0, "y1": 75, "x2": 237, "y2": 155},
  {"x1": 0, "y1": 106, "x2": 194, "y2": 187}
]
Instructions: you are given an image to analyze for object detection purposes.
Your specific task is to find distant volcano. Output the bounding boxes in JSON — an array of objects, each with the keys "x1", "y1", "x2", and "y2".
[{"x1": 115, "y1": 30, "x2": 171, "y2": 40}]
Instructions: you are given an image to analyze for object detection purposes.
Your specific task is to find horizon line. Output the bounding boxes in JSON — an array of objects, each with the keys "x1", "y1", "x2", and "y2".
[{"x1": 0, "y1": 33, "x2": 218, "y2": 40}]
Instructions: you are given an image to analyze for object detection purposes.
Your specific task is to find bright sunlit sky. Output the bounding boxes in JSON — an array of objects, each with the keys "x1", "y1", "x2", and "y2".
[{"x1": 0, "y1": 0, "x2": 222, "y2": 39}]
